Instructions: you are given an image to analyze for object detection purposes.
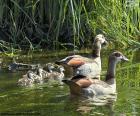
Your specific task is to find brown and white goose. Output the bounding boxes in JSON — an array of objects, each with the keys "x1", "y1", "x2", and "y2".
[
  {"x1": 55, "y1": 34, "x2": 108, "y2": 79},
  {"x1": 62, "y1": 51, "x2": 129, "y2": 97}
]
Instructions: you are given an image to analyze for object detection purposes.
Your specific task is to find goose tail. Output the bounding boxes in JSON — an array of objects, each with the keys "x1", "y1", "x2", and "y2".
[
  {"x1": 55, "y1": 61, "x2": 62, "y2": 65},
  {"x1": 55, "y1": 58, "x2": 68, "y2": 65},
  {"x1": 55, "y1": 56, "x2": 73, "y2": 65}
]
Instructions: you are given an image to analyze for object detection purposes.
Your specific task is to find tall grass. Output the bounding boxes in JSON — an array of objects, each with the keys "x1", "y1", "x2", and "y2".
[{"x1": 0, "y1": 0, "x2": 139, "y2": 52}]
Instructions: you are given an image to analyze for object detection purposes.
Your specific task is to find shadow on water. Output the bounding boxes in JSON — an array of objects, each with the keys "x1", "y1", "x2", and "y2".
[{"x1": 0, "y1": 49, "x2": 140, "y2": 115}]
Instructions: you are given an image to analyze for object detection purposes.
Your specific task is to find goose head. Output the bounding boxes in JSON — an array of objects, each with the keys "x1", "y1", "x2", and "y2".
[
  {"x1": 106, "y1": 51, "x2": 129, "y2": 82},
  {"x1": 26, "y1": 70, "x2": 35, "y2": 80},
  {"x1": 58, "y1": 66, "x2": 65, "y2": 73},
  {"x1": 47, "y1": 64, "x2": 55, "y2": 73},
  {"x1": 109, "y1": 51, "x2": 129, "y2": 63},
  {"x1": 92, "y1": 34, "x2": 108, "y2": 57},
  {"x1": 93, "y1": 34, "x2": 108, "y2": 48}
]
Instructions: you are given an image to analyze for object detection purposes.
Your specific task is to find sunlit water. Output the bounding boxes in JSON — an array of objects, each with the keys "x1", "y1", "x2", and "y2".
[{"x1": 0, "y1": 50, "x2": 140, "y2": 116}]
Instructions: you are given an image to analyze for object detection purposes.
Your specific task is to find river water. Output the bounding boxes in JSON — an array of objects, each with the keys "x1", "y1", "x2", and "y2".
[{"x1": 0, "y1": 50, "x2": 140, "y2": 116}]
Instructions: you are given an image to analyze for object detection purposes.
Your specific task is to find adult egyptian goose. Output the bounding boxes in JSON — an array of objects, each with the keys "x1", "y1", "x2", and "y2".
[
  {"x1": 62, "y1": 51, "x2": 129, "y2": 97},
  {"x1": 55, "y1": 34, "x2": 108, "y2": 79}
]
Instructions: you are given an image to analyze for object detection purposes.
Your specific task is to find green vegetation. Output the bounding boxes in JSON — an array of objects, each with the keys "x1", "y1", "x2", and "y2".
[{"x1": 0, "y1": 0, "x2": 139, "y2": 52}]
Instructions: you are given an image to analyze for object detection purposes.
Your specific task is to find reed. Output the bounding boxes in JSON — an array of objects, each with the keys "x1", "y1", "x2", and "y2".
[{"x1": 0, "y1": 0, "x2": 139, "y2": 52}]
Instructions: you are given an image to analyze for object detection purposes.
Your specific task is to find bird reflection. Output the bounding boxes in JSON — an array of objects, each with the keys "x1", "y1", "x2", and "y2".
[{"x1": 64, "y1": 94, "x2": 117, "y2": 116}]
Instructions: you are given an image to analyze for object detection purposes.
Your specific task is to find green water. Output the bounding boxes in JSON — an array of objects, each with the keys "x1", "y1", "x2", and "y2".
[{"x1": 0, "y1": 50, "x2": 140, "y2": 116}]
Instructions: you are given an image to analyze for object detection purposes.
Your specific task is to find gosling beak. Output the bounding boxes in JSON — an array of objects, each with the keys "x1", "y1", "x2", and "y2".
[{"x1": 122, "y1": 56, "x2": 129, "y2": 61}]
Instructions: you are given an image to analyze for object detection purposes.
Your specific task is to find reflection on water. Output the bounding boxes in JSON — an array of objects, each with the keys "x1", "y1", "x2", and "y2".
[
  {"x1": 0, "y1": 50, "x2": 140, "y2": 115},
  {"x1": 65, "y1": 94, "x2": 117, "y2": 115}
]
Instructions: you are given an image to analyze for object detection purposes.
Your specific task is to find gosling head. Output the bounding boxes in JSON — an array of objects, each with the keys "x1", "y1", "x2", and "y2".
[
  {"x1": 94, "y1": 34, "x2": 108, "y2": 47},
  {"x1": 59, "y1": 66, "x2": 65, "y2": 72},
  {"x1": 47, "y1": 64, "x2": 55, "y2": 72},
  {"x1": 26, "y1": 71, "x2": 35, "y2": 80},
  {"x1": 109, "y1": 51, "x2": 129, "y2": 63}
]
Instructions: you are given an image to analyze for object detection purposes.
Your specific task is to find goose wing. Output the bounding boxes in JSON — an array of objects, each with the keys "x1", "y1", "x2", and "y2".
[
  {"x1": 56, "y1": 55, "x2": 96, "y2": 67},
  {"x1": 71, "y1": 77, "x2": 111, "y2": 88}
]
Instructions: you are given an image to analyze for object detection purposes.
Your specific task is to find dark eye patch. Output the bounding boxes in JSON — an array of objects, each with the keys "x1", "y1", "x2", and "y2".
[{"x1": 114, "y1": 52, "x2": 121, "y2": 57}]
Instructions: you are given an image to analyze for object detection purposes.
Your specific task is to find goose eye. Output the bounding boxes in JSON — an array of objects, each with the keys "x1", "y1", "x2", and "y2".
[{"x1": 114, "y1": 53, "x2": 121, "y2": 57}]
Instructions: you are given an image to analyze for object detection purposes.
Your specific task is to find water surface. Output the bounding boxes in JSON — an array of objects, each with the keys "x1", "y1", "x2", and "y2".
[{"x1": 0, "y1": 50, "x2": 140, "y2": 116}]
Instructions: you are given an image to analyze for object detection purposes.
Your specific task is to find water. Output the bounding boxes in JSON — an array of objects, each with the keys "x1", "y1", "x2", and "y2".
[{"x1": 0, "y1": 50, "x2": 140, "y2": 116}]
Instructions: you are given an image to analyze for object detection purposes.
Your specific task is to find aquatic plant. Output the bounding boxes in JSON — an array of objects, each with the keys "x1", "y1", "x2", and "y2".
[{"x1": 0, "y1": 0, "x2": 139, "y2": 52}]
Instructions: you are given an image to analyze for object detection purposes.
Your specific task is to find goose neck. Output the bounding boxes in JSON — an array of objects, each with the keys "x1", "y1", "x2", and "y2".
[
  {"x1": 92, "y1": 41, "x2": 101, "y2": 57},
  {"x1": 105, "y1": 59, "x2": 117, "y2": 84},
  {"x1": 39, "y1": 73, "x2": 42, "y2": 78}
]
